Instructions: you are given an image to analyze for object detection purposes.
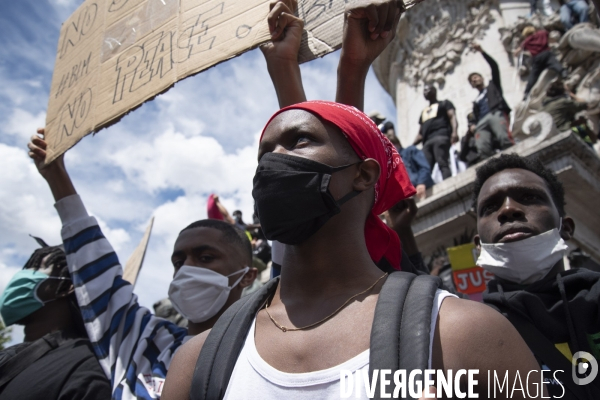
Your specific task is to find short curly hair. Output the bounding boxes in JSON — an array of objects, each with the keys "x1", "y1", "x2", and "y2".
[
  {"x1": 468, "y1": 72, "x2": 483, "y2": 83},
  {"x1": 472, "y1": 153, "x2": 566, "y2": 216},
  {"x1": 180, "y1": 219, "x2": 252, "y2": 265}
]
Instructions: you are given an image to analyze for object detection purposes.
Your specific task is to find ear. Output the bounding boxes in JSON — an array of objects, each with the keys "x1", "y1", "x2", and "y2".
[
  {"x1": 473, "y1": 234, "x2": 481, "y2": 250},
  {"x1": 239, "y1": 267, "x2": 258, "y2": 288},
  {"x1": 353, "y1": 158, "x2": 380, "y2": 191},
  {"x1": 559, "y1": 216, "x2": 575, "y2": 241}
]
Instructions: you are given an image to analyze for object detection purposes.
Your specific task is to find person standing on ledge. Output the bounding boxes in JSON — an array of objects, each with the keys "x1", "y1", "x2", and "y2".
[
  {"x1": 413, "y1": 84, "x2": 458, "y2": 181},
  {"x1": 469, "y1": 43, "x2": 513, "y2": 161}
]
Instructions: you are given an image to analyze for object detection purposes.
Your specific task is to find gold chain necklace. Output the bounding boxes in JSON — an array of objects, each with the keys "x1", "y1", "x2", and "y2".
[{"x1": 264, "y1": 273, "x2": 388, "y2": 332}]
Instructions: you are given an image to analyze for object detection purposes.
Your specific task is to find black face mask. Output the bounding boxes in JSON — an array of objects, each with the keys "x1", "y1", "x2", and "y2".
[{"x1": 252, "y1": 152, "x2": 361, "y2": 245}]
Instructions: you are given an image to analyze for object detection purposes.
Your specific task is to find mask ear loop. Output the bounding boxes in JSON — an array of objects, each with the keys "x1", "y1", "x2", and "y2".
[
  {"x1": 331, "y1": 161, "x2": 364, "y2": 206},
  {"x1": 337, "y1": 190, "x2": 362, "y2": 206},
  {"x1": 33, "y1": 276, "x2": 72, "y2": 305},
  {"x1": 558, "y1": 217, "x2": 563, "y2": 232},
  {"x1": 227, "y1": 266, "x2": 250, "y2": 289}
]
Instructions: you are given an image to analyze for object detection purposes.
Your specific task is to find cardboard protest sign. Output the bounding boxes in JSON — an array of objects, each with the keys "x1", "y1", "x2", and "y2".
[
  {"x1": 123, "y1": 216, "x2": 154, "y2": 286},
  {"x1": 44, "y1": 0, "x2": 426, "y2": 165},
  {"x1": 447, "y1": 243, "x2": 493, "y2": 301}
]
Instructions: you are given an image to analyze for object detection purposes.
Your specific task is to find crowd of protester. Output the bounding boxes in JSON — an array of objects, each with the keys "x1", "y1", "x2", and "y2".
[{"x1": 1, "y1": 0, "x2": 599, "y2": 399}]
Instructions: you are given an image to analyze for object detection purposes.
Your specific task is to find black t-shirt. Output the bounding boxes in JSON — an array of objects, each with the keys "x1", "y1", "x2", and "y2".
[
  {"x1": 419, "y1": 100, "x2": 455, "y2": 143},
  {"x1": 0, "y1": 335, "x2": 111, "y2": 399}
]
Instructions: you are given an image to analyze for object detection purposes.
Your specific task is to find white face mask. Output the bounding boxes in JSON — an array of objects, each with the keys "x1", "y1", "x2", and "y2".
[
  {"x1": 476, "y1": 225, "x2": 568, "y2": 285},
  {"x1": 168, "y1": 266, "x2": 249, "y2": 323}
]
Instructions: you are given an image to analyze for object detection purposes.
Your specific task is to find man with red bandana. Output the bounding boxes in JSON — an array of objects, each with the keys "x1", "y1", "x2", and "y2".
[{"x1": 163, "y1": 2, "x2": 542, "y2": 398}]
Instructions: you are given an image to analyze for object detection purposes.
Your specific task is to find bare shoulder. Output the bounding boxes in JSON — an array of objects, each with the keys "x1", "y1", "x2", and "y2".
[
  {"x1": 438, "y1": 296, "x2": 510, "y2": 338},
  {"x1": 162, "y1": 329, "x2": 211, "y2": 400},
  {"x1": 436, "y1": 297, "x2": 521, "y2": 361},
  {"x1": 435, "y1": 297, "x2": 541, "y2": 394},
  {"x1": 431, "y1": 297, "x2": 545, "y2": 398}
]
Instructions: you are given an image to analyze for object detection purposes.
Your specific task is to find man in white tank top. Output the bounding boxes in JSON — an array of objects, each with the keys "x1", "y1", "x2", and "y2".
[{"x1": 163, "y1": 1, "x2": 544, "y2": 399}]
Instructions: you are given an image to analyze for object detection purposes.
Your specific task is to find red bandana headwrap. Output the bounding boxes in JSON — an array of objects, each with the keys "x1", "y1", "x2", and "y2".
[{"x1": 260, "y1": 101, "x2": 416, "y2": 269}]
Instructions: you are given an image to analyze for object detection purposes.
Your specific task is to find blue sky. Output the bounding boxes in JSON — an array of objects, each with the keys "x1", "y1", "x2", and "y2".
[{"x1": 0, "y1": 0, "x2": 397, "y2": 344}]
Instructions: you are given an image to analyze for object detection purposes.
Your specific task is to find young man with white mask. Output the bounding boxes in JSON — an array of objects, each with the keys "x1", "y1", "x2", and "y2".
[
  {"x1": 26, "y1": 130, "x2": 257, "y2": 399},
  {"x1": 473, "y1": 154, "x2": 600, "y2": 399}
]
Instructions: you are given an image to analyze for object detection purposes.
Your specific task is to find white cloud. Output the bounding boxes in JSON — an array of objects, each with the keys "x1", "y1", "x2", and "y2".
[
  {"x1": 96, "y1": 217, "x2": 132, "y2": 255},
  {"x1": 47, "y1": 0, "x2": 81, "y2": 22},
  {"x1": 0, "y1": 143, "x2": 63, "y2": 259},
  {"x1": 0, "y1": 263, "x2": 21, "y2": 291},
  {"x1": 5, "y1": 108, "x2": 46, "y2": 142},
  {"x1": 49, "y1": 0, "x2": 78, "y2": 6},
  {"x1": 99, "y1": 123, "x2": 261, "y2": 312},
  {"x1": 110, "y1": 128, "x2": 259, "y2": 196}
]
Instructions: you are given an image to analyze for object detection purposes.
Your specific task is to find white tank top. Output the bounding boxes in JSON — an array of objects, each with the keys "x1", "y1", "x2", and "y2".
[{"x1": 223, "y1": 289, "x2": 456, "y2": 399}]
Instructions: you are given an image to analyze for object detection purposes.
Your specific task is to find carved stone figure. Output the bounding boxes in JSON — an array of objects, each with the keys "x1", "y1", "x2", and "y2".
[{"x1": 521, "y1": 111, "x2": 559, "y2": 143}]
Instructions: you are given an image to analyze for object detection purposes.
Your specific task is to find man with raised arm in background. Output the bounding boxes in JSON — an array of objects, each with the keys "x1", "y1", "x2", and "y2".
[{"x1": 469, "y1": 43, "x2": 513, "y2": 161}]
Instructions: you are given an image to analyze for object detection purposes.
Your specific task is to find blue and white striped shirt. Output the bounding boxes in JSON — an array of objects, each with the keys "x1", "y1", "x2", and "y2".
[{"x1": 56, "y1": 195, "x2": 190, "y2": 399}]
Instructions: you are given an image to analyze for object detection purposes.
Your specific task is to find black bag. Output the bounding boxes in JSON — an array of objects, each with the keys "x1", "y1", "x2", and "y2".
[{"x1": 190, "y1": 271, "x2": 442, "y2": 400}]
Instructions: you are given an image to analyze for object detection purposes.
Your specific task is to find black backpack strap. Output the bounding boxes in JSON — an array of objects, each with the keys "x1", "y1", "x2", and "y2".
[
  {"x1": 0, "y1": 331, "x2": 61, "y2": 390},
  {"x1": 369, "y1": 272, "x2": 416, "y2": 373},
  {"x1": 190, "y1": 278, "x2": 279, "y2": 400},
  {"x1": 506, "y1": 312, "x2": 598, "y2": 400},
  {"x1": 370, "y1": 272, "x2": 442, "y2": 399}
]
